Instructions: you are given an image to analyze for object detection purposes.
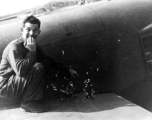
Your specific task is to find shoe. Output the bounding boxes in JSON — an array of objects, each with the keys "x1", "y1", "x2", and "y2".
[{"x1": 20, "y1": 99, "x2": 49, "y2": 113}]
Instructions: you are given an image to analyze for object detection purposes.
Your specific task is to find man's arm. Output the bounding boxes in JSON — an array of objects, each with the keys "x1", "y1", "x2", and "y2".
[
  {"x1": 8, "y1": 44, "x2": 36, "y2": 77},
  {"x1": 36, "y1": 46, "x2": 79, "y2": 77},
  {"x1": 36, "y1": 46, "x2": 69, "y2": 71}
]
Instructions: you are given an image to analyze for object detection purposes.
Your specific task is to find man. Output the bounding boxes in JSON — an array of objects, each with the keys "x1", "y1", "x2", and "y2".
[{"x1": 0, "y1": 15, "x2": 79, "y2": 113}]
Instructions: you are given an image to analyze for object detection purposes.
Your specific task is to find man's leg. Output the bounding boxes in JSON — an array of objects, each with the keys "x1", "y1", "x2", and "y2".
[
  {"x1": 20, "y1": 63, "x2": 49, "y2": 112},
  {"x1": 21, "y1": 63, "x2": 44, "y2": 101},
  {"x1": 0, "y1": 62, "x2": 48, "y2": 112},
  {"x1": 0, "y1": 63, "x2": 44, "y2": 100}
]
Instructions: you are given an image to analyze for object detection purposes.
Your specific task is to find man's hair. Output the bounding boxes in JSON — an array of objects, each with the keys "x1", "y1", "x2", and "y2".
[{"x1": 23, "y1": 15, "x2": 41, "y2": 29}]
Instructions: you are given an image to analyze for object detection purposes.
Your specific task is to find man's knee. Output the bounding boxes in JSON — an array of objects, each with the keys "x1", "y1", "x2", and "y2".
[{"x1": 33, "y1": 63, "x2": 44, "y2": 72}]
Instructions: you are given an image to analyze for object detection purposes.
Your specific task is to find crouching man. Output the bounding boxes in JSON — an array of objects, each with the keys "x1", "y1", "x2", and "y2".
[{"x1": 0, "y1": 15, "x2": 79, "y2": 113}]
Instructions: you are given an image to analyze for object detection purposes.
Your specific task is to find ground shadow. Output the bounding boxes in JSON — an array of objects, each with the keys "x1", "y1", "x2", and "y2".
[
  {"x1": 120, "y1": 81, "x2": 152, "y2": 113},
  {"x1": 0, "y1": 93, "x2": 136, "y2": 113}
]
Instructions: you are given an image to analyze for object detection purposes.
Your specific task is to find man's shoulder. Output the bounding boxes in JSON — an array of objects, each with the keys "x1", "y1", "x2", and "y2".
[
  {"x1": 2, "y1": 38, "x2": 22, "y2": 55},
  {"x1": 7, "y1": 38, "x2": 23, "y2": 50},
  {"x1": 9, "y1": 38, "x2": 23, "y2": 45}
]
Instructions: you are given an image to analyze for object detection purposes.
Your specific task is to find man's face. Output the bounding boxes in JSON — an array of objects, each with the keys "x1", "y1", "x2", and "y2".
[{"x1": 21, "y1": 22, "x2": 41, "y2": 41}]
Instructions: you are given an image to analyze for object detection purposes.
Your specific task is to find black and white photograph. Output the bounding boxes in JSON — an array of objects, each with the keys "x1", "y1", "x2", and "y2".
[{"x1": 0, "y1": 0, "x2": 152, "y2": 119}]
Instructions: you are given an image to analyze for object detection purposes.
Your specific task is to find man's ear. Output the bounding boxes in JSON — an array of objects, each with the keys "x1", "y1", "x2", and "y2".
[
  {"x1": 38, "y1": 30, "x2": 41, "y2": 35},
  {"x1": 21, "y1": 28, "x2": 23, "y2": 32}
]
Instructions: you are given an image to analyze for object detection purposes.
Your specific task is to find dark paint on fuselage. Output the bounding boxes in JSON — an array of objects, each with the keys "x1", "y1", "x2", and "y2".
[{"x1": 1, "y1": 0, "x2": 152, "y2": 112}]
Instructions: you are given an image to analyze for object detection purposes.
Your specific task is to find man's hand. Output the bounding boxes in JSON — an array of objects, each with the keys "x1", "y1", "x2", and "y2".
[
  {"x1": 24, "y1": 37, "x2": 36, "y2": 52},
  {"x1": 69, "y1": 68, "x2": 80, "y2": 78}
]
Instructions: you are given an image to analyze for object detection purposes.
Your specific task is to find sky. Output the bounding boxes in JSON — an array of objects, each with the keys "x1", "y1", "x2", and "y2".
[{"x1": 0, "y1": 0, "x2": 75, "y2": 16}]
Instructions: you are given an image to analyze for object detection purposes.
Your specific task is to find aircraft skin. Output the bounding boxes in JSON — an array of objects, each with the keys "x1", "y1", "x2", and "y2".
[{"x1": 1, "y1": 0, "x2": 152, "y2": 111}]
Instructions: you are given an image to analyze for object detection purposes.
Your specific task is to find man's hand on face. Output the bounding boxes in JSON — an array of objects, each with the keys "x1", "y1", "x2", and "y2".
[{"x1": 24, "y1": 37, "x2": 36, "y2": 52}]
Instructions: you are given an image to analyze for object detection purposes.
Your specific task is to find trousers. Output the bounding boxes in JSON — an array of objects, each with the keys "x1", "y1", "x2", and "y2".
[{"x1": 0, "y1": 63, "x2": 44, "y2": 102}]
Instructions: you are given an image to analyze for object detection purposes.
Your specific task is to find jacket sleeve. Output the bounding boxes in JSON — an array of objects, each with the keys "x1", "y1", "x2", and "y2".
[{"x1": 8, "y1": 44, "x2": 36, "y2": 77}]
